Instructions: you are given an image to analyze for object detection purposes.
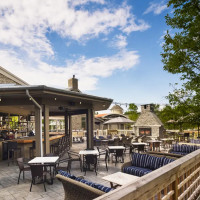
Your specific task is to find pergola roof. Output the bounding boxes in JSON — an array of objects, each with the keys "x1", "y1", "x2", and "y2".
[
  {"x1": 0, "y1": 85, "x2": 113, "y2": 116},
  {"x1": 104, "y1": 116, "x2": 135, "y2": 124}
]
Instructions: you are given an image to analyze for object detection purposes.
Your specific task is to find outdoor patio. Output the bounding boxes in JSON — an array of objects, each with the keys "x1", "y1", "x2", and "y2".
[{"x1": 0, "y1": 141, "x2": 128, "y2": 200}]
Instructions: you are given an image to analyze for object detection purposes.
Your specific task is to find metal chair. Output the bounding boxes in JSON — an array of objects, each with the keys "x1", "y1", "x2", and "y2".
[
  {"x1": 30, "y1": 165, "x2": 50, "y2": 192},
  {"x1": 98, "y1": 149, "x2": 109, "y2": 171},
  {"x1": 113, "y1": 149, "x2": 124, "y2": 166},
  {"x1": 83, "y1": 154, "x2": 98, "y2": 175},
  {"x1": 17, "y1": 157, "x2": 31, "y2": 184},
  {"x1": 67, "y1": 150, "x2": 82, "y2": 171}
]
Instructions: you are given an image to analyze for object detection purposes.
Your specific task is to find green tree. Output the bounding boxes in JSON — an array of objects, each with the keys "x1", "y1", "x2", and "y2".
[
  {"x1": 124, "y1": 103, "x2": 139, "y2": 121},
  {"x1": 161, "y1": 0, "x2": 200, "y2": 92}
]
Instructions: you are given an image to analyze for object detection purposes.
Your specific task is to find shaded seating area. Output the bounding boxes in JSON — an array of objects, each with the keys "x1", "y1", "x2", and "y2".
[
  {"x1": 121, "y1": 153, "x2": 174, "y2": 177},
  {"x1": 56, "y1": 170, "x2": 113, "y2": 200}
]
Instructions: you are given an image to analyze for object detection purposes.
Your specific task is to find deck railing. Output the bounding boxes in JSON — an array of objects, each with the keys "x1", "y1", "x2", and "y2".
[{"x1": 95, "y1": 149, "x2": 200, "y2": 200}]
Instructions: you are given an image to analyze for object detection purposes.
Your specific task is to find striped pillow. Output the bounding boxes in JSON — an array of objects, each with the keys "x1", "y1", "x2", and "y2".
[
  {"x1": 132, "y1": 153, "x2": 149, "y2": 168},
  {"x1": 146, "y1": 155, "x2": 162, "y2": 170}
]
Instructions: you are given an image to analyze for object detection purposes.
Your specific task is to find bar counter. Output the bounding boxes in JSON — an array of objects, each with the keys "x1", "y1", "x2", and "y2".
[{"x1": 0, "y1": 134, "x2": 64, "y2": 161}]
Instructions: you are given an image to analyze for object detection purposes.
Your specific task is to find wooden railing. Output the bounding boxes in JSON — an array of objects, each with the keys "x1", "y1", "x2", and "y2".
[{"x1": 95, "y1": 149, "x2": 200, "y2": 200}]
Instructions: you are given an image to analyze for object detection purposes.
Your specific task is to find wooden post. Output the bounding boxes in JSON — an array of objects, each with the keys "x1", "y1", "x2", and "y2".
[
  {"x1": 43, "y1": 105, "x2": 50, "y2": 155},
  {"x1": 69, "y1": 115, "x2": 72, "y2": 147},
  {"x1": 86, "y1": 108, "x2": 94, "y2": 149},
  {"x1": 173, "y1": 175, "x2": 179, "y2": 200},
  {"x1": 35, "y1": 107, "x2": 43, "y2": 156}
]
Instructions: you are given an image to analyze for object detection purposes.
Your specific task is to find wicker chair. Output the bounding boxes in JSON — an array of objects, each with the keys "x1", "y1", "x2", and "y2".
[
  {"x1": 56, "y1": 174, "x2": 105, "y2": 200},
  {"x1": 16, "y1": 157, "x2": 31, "y2": 184}
]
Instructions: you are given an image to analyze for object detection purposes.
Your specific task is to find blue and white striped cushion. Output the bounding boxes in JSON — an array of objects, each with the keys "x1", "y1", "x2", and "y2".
[
  {"x1": 123, "y1": 166, "x2": 152, "y2": 177},
  {"x1": 146, "y1": 155, "x2": 162, "y2": 170},
  {"x1": 58, "y1": 170, "x2": 112, "y2": 193},
  {"x1": 162, "y1": 157, "x2": 174, "y2": 166},
  {"x1": 132, "y1": 153, "x2": 149, "y2": 168}
]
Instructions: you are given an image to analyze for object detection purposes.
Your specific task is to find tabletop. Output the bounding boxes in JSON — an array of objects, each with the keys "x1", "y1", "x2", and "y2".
[
  {"x1": 79, "y1": 149, "x2": 99, "y2": 155},
  {"x1": 28, "y1": 156, "x2": 59, "y2": 164},
  {"x1": 102, "y1": 172, "x2": 139, "y2": 186},
  {"x1": 108, "y1": 146, "x2": 125, "y2": 150},
  {"x1": 132, "y1": 142, "x2": 147, "y2": 145}
]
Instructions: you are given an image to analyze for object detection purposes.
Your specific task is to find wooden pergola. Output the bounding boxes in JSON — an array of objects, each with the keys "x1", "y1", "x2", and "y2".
[{"x1": 0, "y1": 85, "x2": 112, "y2": 156}]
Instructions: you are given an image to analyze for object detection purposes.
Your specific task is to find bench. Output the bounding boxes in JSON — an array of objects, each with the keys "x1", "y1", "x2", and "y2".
[
  {"x1": 121, "y1": 153, "x2": 175, "y2": 177},
  {"x1": 56, "y1": 170, "x2": 113, "y2": 200},
  {"x1": 169, "y1": 144, "x2": 200, "y2": 155}
]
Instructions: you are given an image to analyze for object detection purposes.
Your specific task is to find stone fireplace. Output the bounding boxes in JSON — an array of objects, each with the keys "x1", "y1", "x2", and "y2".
[{"x1": 134, "y1": 104, "x2": 164, "y2": 139}]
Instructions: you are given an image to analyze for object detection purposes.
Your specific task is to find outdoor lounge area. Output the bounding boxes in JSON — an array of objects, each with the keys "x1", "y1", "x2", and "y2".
[{"x1": 1, "y1": 138, "x2": 200, "y2": 200}]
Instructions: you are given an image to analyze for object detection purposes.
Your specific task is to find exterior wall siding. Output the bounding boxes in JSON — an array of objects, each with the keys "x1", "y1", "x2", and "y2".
[{"x1": 0, "y1": 74, "x2": 20, "y2": 85}]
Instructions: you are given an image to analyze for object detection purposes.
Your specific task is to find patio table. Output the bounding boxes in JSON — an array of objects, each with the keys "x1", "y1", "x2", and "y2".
[
  {"x1": 28, "y1": 156, "x2": 59, "y2": 184},
  {"x1": 102, "y1": 172, "x2": 139, "y2": 188}
]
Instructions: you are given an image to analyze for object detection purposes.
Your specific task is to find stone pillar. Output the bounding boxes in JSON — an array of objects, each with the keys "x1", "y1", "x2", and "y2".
[
  {"x1": 86, "y1": 108, "x2": 94, "y2": 149},
  {"x1": 35, "y1": 107, "x2": 43, "y2": 156},
  {"x1": 43, "y1": 105, "x2": 50, "y2": 155}
]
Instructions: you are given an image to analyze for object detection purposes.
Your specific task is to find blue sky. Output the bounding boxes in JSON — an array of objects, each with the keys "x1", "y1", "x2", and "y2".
[{"x1": 0, "y1": 0, "x2": 181, "y2": 111}]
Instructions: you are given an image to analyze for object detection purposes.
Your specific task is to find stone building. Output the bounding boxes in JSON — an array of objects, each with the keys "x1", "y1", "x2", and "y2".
[
  {"x1": 134, "y1": 104, "x2": 164, "y2": 139},
  {"x1": 0, "y1": 66, "x2": 28, "y2": 85},
  {"x1": 110, "y1": 105, "x2": 123, "y2": 114}
]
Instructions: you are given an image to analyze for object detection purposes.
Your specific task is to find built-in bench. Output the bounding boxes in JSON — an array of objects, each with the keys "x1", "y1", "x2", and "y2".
[
  {"x1": 169, "y1": 144, "x2": 200, "y2": 155},
  {"x1": 56, "y1": 170, "x2": 113, "y2": 200},
  {"x1": 121, "y1": 153, "x2": 174, "y2": 177}
]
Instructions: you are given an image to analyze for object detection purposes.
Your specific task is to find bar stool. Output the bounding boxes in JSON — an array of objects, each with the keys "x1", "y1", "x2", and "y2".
[
  {"x1": 7, "y1": 141, "x2": 21, "y2": 166},
  {"x1": 29, "y1": 141, "x2": 36, "y2": 159}
]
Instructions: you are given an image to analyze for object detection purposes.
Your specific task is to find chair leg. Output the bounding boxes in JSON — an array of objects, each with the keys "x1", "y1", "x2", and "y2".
[
  {"x1": 23, "y1": 171, "x2": 25, "y2": 179},
  {"x1": 43, "y1": 182, "x2": 46, "y2": 192},
  {"x1": 30, "y1": 180, "x2": 33, "y2": 192},
  {"x1": 18, "y1": 171, "x2": 21, "y2": 184}
]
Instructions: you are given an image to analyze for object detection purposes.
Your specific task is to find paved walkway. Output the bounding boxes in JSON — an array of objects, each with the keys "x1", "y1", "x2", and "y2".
[{"x1": 0, "y1": 142, "x2": 129, "y2": 200}]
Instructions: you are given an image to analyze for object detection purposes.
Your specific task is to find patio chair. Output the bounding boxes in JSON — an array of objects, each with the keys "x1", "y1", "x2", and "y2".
[
  {"x1": 83, "y1": 154, "x2": 98, "y2": 175},
  {"x1": 56, "y1": 158, "x2": 71, "y2": 174},
  {"x1": 113, "y1": 149, "x2": 124, "y2": 166},
  {"x1": 30, "y1": 164, "x2": 50, "y2": 192},
  {"x1": 17, "y1": 157, "x2": 31, "y2": 184},
  {"x1": 67, "y1": 150, "x2": 82, "y2": 171},
  {"x1": 98, "y1": 149, "x2": 109, "y2": 171}
]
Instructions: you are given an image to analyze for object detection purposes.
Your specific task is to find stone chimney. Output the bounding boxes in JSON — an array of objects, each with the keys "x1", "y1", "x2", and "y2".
[
  {"x1": 68, "y1": 75, "x2": 80, "y2": 92},
  {"x1": 141, "y1": 104, "x2": 154, "y2": 113}
]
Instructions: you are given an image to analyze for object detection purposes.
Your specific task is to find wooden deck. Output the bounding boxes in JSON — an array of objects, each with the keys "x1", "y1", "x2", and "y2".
[{"x1": 95, "y1": 149, "x2": 200, "y2": 200}]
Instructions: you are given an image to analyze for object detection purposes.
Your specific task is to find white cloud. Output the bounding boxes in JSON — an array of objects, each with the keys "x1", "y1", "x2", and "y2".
[
  {"x1": 0, "y1": 0, "x2": 149, "y2": 59},
  {"x1": 111, "y1": 35, "x2": 127, "y2": 49},
  {"x1": 0, "y1": 49, "x2": 139, "y2": 91},
  {"x1": 0, "y1": 0, "x2": 145, "y2": 92},
  {"x1": 144, "y1": 1, "x2": 167, "y2": 15}
]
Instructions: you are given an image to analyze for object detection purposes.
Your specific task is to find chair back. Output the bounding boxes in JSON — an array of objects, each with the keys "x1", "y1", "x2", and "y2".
[
  {"x1": 138, "y1": 145, "x2": 145, "y2": 152},
  {"x1": 30, "y1": 165, "x2": 44, "y2": 179},
  {"x1": 8, "y1": 141, "x2": 18, "y2": 150},
  {"x1": 85, "y1": 155, "x2": 97, "y2": 165},
  {"x1": 17, "y1": 157, "x2": 24, "y2": 170},
  {"x1": 115, "y1": 149, "x2": 124, "y2": 157}
]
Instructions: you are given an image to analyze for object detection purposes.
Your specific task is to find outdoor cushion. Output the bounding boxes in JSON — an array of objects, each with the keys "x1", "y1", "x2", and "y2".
[
  {"x1": 123, "y1": 166, "x2": 152, "y2": 177},
  {"x1": 162, "y1": 157, "x2": 174, "y2": 166},
  {"x1": 146, "y1": 155, "x2": 163, "y2": 170},
  {"x1": 132, "y1": 153, "x2": 150, "y2": 168},
  {"x1": 58, "y1": 170, "x2": 112, "y2": 193}
]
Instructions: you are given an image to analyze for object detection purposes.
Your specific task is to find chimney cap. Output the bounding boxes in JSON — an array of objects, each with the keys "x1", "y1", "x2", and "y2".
[{"x1": 73, "y1": 75, "x2": 75, "y2": 78}]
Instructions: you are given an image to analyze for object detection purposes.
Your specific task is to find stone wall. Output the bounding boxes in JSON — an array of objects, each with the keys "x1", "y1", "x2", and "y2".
[{"x1": 71, "y1": 115, "x2": 85, "y2": 130}]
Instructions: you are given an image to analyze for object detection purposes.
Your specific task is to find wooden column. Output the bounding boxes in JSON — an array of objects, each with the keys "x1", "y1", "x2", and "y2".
[
  {"x1": 64, "y1": 111, "x2": 68, "y2": 136},
  {"x1": 69, "y1": 115, "x2": 72, "y2": 147},
  {"x1": 43, "y1": 105, "x2": 50, "y2": 155},
  {"x1": 86, "y1": 108, "x2": 94, "y2": 149},
  {"x1": 35, "y1": 106, "x2": 43, "y2": 156}
]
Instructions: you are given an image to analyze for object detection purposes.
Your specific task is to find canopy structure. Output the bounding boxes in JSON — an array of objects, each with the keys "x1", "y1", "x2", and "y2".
[
  {"x1": 104, "y1": 117, "x2": 134, "y2": 124},
  {"x1": 0, "y1": 85, "x2": 113, "y2": 156}
]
